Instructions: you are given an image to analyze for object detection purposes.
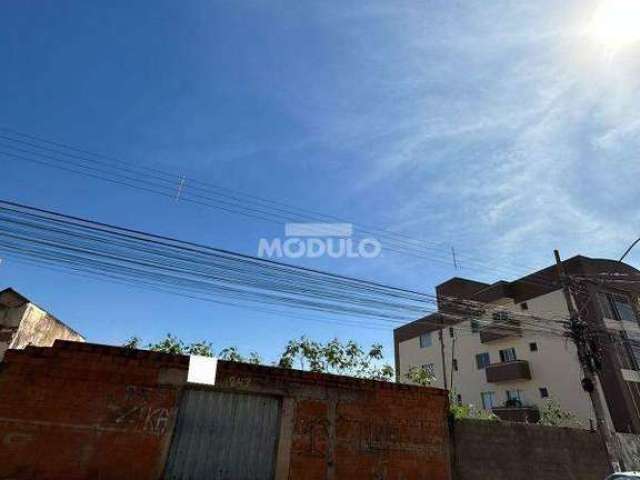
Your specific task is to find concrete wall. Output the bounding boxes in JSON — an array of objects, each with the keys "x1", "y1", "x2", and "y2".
[
  {"x1": 618, "y1": 433, "x2": 640, "y2": 471},
  {"x1": 397, "y1": 290, "x2": 594, "y2": 426},
  {"x1": 453, "y1": 419, "x2": 610, "y2": 480},
  {"x1": 11, "y1": 302, "x2": 84, "y2": 349},
  {"x1": 0, "y1": 302, "x2": 27, "y2": 360},
  {"x1": 0, "y1": 292, "x2": 84, "y2": 361},
  {"x1": 0, "y1": 341, "x2": 452, "y2": 480}
]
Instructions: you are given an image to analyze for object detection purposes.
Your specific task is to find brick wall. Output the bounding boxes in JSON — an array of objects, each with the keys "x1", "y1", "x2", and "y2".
[
  {"x1": 214, "y1": 359, "x2": 452, "y2": 480},
  {"x1": 0, "y1": 342, "x2": 186, "y2": 480},
  {"x1": 453, "y1": 419, "x2": 610, "y2": 480},
  {"x1": 2, "y1": 340, "x2": 621, "y2": 479},
  {"x1": 0, "y1": 341, "x2": 452, "y2": 480}
]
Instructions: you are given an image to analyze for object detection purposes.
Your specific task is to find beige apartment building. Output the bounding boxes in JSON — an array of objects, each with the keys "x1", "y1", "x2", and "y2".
[
  {"x1": 394, "y1": 255, "x2": 640, "y2": 432},
  {"x1": 0, "y1": 287, "x2": 84, "y2": 360}
]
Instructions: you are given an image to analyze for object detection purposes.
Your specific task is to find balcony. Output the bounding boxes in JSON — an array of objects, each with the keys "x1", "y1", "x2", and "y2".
[
  {"x1": 492, "y1": 403, "x2": 540, "y2": 423},
  {"x1": 485, "y1": 360, "x2": 531, "y2": 383},
  {"x1": 479, "y1": 316, "x2": 522, "y2": 344}
]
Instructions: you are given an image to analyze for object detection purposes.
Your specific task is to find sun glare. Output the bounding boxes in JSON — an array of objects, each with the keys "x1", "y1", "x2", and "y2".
[{"x1": 589, "y1": 0, "x2": 640, "y2": 50}]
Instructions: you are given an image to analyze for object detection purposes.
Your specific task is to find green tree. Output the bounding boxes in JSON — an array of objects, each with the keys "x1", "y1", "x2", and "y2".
[
  {"x1": 449, "y1": 399, "x2": 498, "y2": 421},
  {"x1": 404, "y1": 365, "x2": 435, "y2": 386},
  {"x1": 538, "y1": 398, "x2": 580, "y2": 427},
  {"x1": 123, "y1": 334, "x2": 393, "y2": 380},
  {"x1": 218, "y1": 346, "x2": 244, "y2": 362},
  {"x1": 187, "y1": 340, "x2": 214, "y2": 357},
  {"x1": 277, "y1": 336, "x2": 394, "y2": 380},
  {"x1": 247, "y1": 351, "x2": 263, "y2": 365},
  {"x1": 148, "y1": 333, "x2": 186, "y2": 355},
  {"x1": 123, "y1": 336, "x2": 141, "y2": 350},
  {"x1": 128, "y1": 334, "x2": 217, "y2": 357}
]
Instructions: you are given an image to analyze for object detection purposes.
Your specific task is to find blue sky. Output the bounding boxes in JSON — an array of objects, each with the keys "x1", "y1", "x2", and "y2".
[{"x1": 1, "y1": 0, "x2": 639, "y2": 364}]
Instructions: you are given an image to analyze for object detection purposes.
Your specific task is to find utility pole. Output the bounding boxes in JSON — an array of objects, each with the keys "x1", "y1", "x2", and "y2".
[
  {"x1": 438, "y1": 326, "x2": 448, "y2": 390},
  {"x1": 554, "y1": 250, "x2": 622, "y2": 473},
  {"x1": 450, "y1": 331, "x2": 456, "y2": 395}
]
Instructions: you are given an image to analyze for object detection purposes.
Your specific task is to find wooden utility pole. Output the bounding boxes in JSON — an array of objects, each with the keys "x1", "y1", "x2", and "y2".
[
  {"x1": 554, "y1": 250, "x2": 622, "y2": 472},
  {"x1": 450, "y1": 332, "x2": 456, "y2": 394},
  {"x1": 438, "y1": 326, "x2": 448, "y2": 390}
]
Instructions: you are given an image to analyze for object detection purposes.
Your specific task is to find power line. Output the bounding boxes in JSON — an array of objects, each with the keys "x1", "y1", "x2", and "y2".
[
  {"x1": 0, "y1": 199, "x2": 571, "y2": 339},
  {"x1": 0, "y1": 127, "x2": 562, "y2": 290},
  {"x1": 619, "y1": 236, "x2": 640, "y2": 263}
]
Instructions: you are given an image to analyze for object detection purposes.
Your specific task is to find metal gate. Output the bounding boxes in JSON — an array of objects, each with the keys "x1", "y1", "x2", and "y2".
[{"x1": 164, "y1": 389, "x2": 281, "y2": 480}]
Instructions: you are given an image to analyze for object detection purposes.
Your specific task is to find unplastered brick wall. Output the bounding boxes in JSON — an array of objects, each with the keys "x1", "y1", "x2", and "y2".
[
  {"x1": 214, "y1": 360, "x2": 453, "y2": 480},
  {"x1": 453, "y1": 419, "x2": 610, "y2": 480},
  {"x1": 0, "y1": 341, "x2": 453, "y2": 480},
  {"x1": 0, "y1": 341, "x2": 186, "y2": 480}
]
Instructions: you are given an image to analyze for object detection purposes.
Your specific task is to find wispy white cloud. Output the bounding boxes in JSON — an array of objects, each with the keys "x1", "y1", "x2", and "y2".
[{"x1": 291, "y1": 0, "x2": 640, "y2": 277}]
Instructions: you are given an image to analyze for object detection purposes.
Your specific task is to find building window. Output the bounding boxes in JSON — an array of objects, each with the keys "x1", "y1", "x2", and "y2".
[
  {"x1": 419, "y1": 332, "x2": 432, "y2": 348},
  {"x1": 471, "y1": 319, "x2": 480, "y2": 333},
  {"x1": 505, "y1": 389, "x2": 524, "y2": 406},
  {"x1": 598, "y1": 292, "x2": 615, "y2": 319},
  {"x1": 612, "y1": 295, "x2": 637, "y2": 322},
  {"x1": 476, "y1": 352, "x2": 491, "y2": 369},
  {"x1": 492, "y1": 311, "x2": 511, "y2": 323},
  {"x1": 449, "y1": 327, "x2": 455, "y2": 338},
  {"x1": 481, "y1": 391, "x2": 496, "y2": 410},
  {"x1": 539, "y1": 387, "x2": 549, "y2": 398},
  {"x1": 499, "y1": 347, "x2": 517, "y2": 362},
  {"x1": 599, "y1": 292, "x2": 637, "y2": 322},
  {"x1": 529, "y1": 342, "x2": 538, "y2": 352},
  {"x1": 452, "y1": 358, "x2": 458, "y2": 371},
  {"x1": 520, "y1": 302, "x2": 529, "y2": 310},
  {"x1": 624, "y1": 332, "x2": 640, "y2": 370}
]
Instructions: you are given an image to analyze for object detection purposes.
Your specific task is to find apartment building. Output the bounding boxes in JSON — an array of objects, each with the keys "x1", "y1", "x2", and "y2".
[
  {"x1": 0, "y1": 287, "x2": 84, "y2": 360},
  {"x1": 394, "y1": 255, "x2": 640, "y2": 432}
]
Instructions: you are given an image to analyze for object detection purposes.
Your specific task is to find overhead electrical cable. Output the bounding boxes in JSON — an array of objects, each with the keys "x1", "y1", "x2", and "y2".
[
  {"x1": 0, "y1": 199, "x2": 570, "y2": 338},
  {"x1": 0, "y1": 127, "x2": 562, "y2": 290}
]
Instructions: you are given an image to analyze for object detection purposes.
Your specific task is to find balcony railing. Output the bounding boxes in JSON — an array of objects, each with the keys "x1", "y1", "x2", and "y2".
[
  {"x1": 485, "y1": 360, "x2": 531, "y2": 383},
  {"x1": 492, "y1": 404, "x2": 540, "y2": 423}
]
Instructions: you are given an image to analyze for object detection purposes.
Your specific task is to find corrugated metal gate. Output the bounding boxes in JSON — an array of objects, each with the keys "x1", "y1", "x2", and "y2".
[{"x1": 164, "y1": 389, "x2": 281, "y2": 480}]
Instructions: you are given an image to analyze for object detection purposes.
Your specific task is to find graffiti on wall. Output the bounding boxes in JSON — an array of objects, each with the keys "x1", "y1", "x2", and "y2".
[{"x1": 107, "y1": 385, "x2": 171, "y2": 436}]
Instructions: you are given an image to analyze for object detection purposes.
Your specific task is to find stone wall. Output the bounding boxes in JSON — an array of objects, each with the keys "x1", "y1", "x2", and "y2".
[
  {"x1": 617, "y1": 433, "x2": 640, "y2": 471},
  {"x1": 453, "y1": 419, "x2": 610, "y2": 480}
]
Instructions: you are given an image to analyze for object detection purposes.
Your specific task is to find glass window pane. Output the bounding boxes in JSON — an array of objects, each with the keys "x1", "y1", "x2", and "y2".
[
  {"x1": 481, "y1": 392, "x2": 495, "y2": 409},
  {"x1": 419, "y1": 332, "x2": 432, "y2": 348},
  {"x1": 613, "y1": 295, "x2": 637, "y2": 322},
  {"x1": 500, "y1": 348, "x2": 517, "y2": 362},
  {"x1": 599, "y1": 292, "x2": 615, "y2": 319},
  {"x1": 476, "y1": 352, "x2": 490, "y2": 369}
]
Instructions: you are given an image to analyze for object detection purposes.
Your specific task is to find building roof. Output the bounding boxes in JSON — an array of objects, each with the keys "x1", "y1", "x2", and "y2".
[
  {"x1": 0, "y1": 287, "x2": 30, "y2": 308},
  {"x1": 394, "y1": 255, "x2": 640, "y2": 343}
]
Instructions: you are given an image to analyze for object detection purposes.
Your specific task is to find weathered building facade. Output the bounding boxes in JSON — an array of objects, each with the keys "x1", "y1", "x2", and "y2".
[{"x1": 0, "y1": 287, "x2": 84, "y2": 360}]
